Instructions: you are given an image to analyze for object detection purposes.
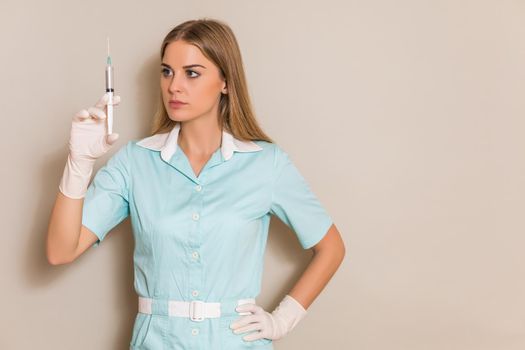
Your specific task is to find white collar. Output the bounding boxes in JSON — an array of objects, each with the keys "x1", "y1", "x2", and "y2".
[{"x1": 136, "y1": 122, "x2": 263, "y2": 162}]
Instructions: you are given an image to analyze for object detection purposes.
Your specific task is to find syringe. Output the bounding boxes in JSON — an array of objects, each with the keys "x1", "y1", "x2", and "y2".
[{"x1": 105, "y1": 36, "x2": 114, "y2": 135}]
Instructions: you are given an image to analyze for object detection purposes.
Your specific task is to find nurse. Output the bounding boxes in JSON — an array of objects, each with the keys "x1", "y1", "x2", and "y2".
[{"x1": 47, "y1": 18, "x2": 346, "y2": 349}]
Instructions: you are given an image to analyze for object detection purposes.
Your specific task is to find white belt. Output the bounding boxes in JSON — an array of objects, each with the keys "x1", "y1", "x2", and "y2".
[{"x1": 138, "y1": 297, "x2": 255, "y2": 322}]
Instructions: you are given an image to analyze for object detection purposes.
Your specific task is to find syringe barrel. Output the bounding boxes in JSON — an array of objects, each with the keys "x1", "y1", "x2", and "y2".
[{"x1": 105, "y1": 65, "x2": 114, "y2": 92}]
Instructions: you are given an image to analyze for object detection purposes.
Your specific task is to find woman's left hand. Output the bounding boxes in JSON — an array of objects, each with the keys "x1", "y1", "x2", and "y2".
[{"x1": 229, "y1": 295, "x2": 307, "y2": 341}]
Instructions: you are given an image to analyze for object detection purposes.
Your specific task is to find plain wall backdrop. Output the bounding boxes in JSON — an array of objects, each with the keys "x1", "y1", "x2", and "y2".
[{"x1": 1, "y1": 0, "x2": 524, "y2": 349}]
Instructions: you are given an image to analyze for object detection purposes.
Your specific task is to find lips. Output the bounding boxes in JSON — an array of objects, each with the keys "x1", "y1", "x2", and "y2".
[
  {"x1": 169, "y1": 100, "x2": 187, "y2": 104},
  {"x1": 169, "y1": 100, "x2": 187, "y2": 109}
]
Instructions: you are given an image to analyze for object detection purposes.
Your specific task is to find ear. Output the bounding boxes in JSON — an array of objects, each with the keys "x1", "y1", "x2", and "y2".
[{"x1": 222, "y1": 81, "x2": 227, "y2": 94}]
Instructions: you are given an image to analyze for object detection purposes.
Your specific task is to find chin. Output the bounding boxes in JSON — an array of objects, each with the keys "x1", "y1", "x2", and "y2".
[{"x1": 167, "y1": 113, "x2": 195, "y2": 123}]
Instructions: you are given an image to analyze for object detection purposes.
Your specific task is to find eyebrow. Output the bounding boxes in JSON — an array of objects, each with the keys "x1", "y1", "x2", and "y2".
[{"x1": 161, "y1": 63, "x2": 207, "y2": 69}]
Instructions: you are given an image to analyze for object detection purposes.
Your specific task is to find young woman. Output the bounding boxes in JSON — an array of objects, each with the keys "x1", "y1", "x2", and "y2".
[{"x1": 47, "y1": 18, "x2": 345, "y2": 349}]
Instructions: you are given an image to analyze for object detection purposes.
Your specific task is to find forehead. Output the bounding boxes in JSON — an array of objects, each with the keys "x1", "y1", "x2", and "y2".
[{"x1": 163, "y1": 40, "x2": 211, "y2": 67}]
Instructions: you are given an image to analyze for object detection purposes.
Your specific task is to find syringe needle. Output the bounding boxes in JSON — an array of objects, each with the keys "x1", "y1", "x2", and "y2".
[{"x1": 107, "y1": 36, "x2": 112, "y2": 65}]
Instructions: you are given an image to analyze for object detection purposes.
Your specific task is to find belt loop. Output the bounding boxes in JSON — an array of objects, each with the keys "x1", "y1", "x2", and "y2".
[
  {"x1": 138, "y1": 296, "x2": 152, "y2": 314},
  {"x1": 220, "y1": 297, "x2": 256, "y2": 317}
]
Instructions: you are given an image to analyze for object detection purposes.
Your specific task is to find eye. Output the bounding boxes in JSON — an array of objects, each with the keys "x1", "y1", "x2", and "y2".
[
  {"x1": 161, "y1": 67, "x2": 172, "y2": 77},
  {"x1": 186, "y1": 70, "x2": 199, "y2": 78},
  {"x1": 161, "y1": 68, "x2": 200, "y2": 79}
]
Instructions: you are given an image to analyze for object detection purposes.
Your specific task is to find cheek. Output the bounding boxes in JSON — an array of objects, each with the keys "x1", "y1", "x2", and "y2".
[
  {"x1": 193, "y1": 81, "x2": 220, "y2": 100},
  {"x1": 160, "y1": 80, "x2": 170, "y2": 93},
  {"x1": 160, "y1": 77, "x2": 221, "y2": 101}
]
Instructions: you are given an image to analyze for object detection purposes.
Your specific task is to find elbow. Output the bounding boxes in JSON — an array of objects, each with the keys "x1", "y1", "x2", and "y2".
[
  {"x1": 47, "y1": 252, "x2": 63, "y2": 266},
  {"x1": 46, "y1": 238, "x2": 73, "y2": 266},
  {"x1": 46, "y1": 249, "x2": 68, "y2": 266},
  {"x1": 47, "y1": 256, "x2": 62, "y2": 266},
  {"x1": 47, "y1": 253, "x2": 73, "y2": 266}
]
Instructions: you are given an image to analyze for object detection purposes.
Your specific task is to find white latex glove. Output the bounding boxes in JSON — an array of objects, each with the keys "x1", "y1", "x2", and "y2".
[
  {"x1": 229, "y1": 294, "x2": 307, "y2": 342},
  {"x1": 58, "y1": 93, "x2": 121, "y2": 199}
]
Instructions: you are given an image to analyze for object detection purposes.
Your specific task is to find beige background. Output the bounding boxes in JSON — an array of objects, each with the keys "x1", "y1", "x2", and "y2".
[{"x1": 1, "y1": 0, "x2": 524, "y2": 349}]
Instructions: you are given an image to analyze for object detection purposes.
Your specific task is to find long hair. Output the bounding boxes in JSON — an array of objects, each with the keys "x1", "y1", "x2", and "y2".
[{"x1": 149, "y1": 18, "x2": 274, "y2": 143}]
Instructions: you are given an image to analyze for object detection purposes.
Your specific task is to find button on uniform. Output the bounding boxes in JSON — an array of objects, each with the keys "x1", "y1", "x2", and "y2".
[
  {"x1": 192, "y1": 213, "x2": 200, "y2": 221},
  {"x1": 191, "y1": 328, "x2": 199, "y2": 336},
  {"x1": 195, "y1": 184, "x2": 202, "y2": 192},
  {"x1": 192, "y1": 251, "x2": 199, "y2": 259},
  {"x1": 192, "y1": 290, "x2": 199, "y2": 297}
]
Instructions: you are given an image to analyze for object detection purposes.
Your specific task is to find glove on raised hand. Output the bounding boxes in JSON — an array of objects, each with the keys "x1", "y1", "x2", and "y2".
[{"x1": 58, "y1": 93, "x2": 121, "y2": 199}]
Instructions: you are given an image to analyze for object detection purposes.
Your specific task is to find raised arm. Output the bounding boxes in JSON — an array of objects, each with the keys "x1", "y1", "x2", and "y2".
[{"x1": 46, "y1": 93, "x2": 120, "y2": 265}]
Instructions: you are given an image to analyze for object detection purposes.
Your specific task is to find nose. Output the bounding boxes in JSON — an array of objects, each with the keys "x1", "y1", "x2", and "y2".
[{"x1": 168, "y1": 72, "x2": 184, "y2": 93}]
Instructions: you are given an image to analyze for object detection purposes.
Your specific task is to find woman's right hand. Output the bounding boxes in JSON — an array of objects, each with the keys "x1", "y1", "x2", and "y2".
[
  {"x1": 68, "y1": 92, "x2": 121, "y2": 162},
  {"x1": 59, "y1": 93, "x2": 121, "y2": 199}
]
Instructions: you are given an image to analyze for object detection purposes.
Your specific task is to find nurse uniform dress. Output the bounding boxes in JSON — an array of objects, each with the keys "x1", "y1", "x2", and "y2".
[{"x1": 81, "y1": 122, "x2": 334, "y2": 349}]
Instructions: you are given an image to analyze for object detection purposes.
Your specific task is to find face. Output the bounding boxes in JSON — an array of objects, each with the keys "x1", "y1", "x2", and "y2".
[{"x1": 160, "y1": 40, "x2": 227, "y2": 124}]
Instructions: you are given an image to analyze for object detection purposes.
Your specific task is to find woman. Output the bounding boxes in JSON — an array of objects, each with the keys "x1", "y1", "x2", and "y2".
[{"x1": 47, "y1": 18, "x2": 346, "y2": 349}]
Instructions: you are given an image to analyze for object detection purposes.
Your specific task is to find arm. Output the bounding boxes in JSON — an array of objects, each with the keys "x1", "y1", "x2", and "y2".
[
  {"x1": 288, "y1": 223, "x2": 346, "y2": 309},
  {"x1": 46, "y1": 93, "x2": 120, "y2": 265},
  {"x1": 231, "y1": 223, "x2": 346, "y2": 341},
  {"x1": 288, "y1": 224, "x2": 346, "y2": 310},
  {"x1": 231, "y1": 146, "x2": 345, "y2": 340},
  {"x1": 46, "y1": 191, "x2": 99, "y2": 265}
]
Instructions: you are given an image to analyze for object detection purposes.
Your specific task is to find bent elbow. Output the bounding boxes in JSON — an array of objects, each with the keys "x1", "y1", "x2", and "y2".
[
  {"x1": 47, "y1": 255, "x2": 64, "y2": 266},
  {"x1": 46, "y1": 244, "x2": 73, "y2": 266}
]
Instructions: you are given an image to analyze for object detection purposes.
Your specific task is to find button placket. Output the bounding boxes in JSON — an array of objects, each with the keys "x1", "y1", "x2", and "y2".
[{"x1": 188, "y1": 177, "x2": 205, "y2": 305}]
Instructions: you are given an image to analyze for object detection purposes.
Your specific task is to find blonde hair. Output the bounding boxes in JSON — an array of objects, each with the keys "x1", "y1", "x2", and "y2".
[{"x1": 149, "y1": 18, "x2": 274, "y2": 144}]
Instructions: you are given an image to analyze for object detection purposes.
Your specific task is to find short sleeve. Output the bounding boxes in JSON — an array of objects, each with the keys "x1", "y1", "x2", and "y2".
[
  {"x1": 82, "y1": 142, "x2": 131, "y2": 248},
  {"x1": 270, "y1": 145, "x2": 333, "y2": 249}
]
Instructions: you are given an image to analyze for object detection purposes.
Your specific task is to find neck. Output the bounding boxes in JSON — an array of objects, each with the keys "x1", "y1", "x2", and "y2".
[{"x1": 177, "y1": 117, "x2": 222, "y2": 157}]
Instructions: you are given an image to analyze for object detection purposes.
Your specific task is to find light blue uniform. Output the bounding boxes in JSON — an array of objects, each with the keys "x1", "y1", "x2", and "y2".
[{"x1": 82, "y1": 122, "x2": 333, "y2": 349}]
